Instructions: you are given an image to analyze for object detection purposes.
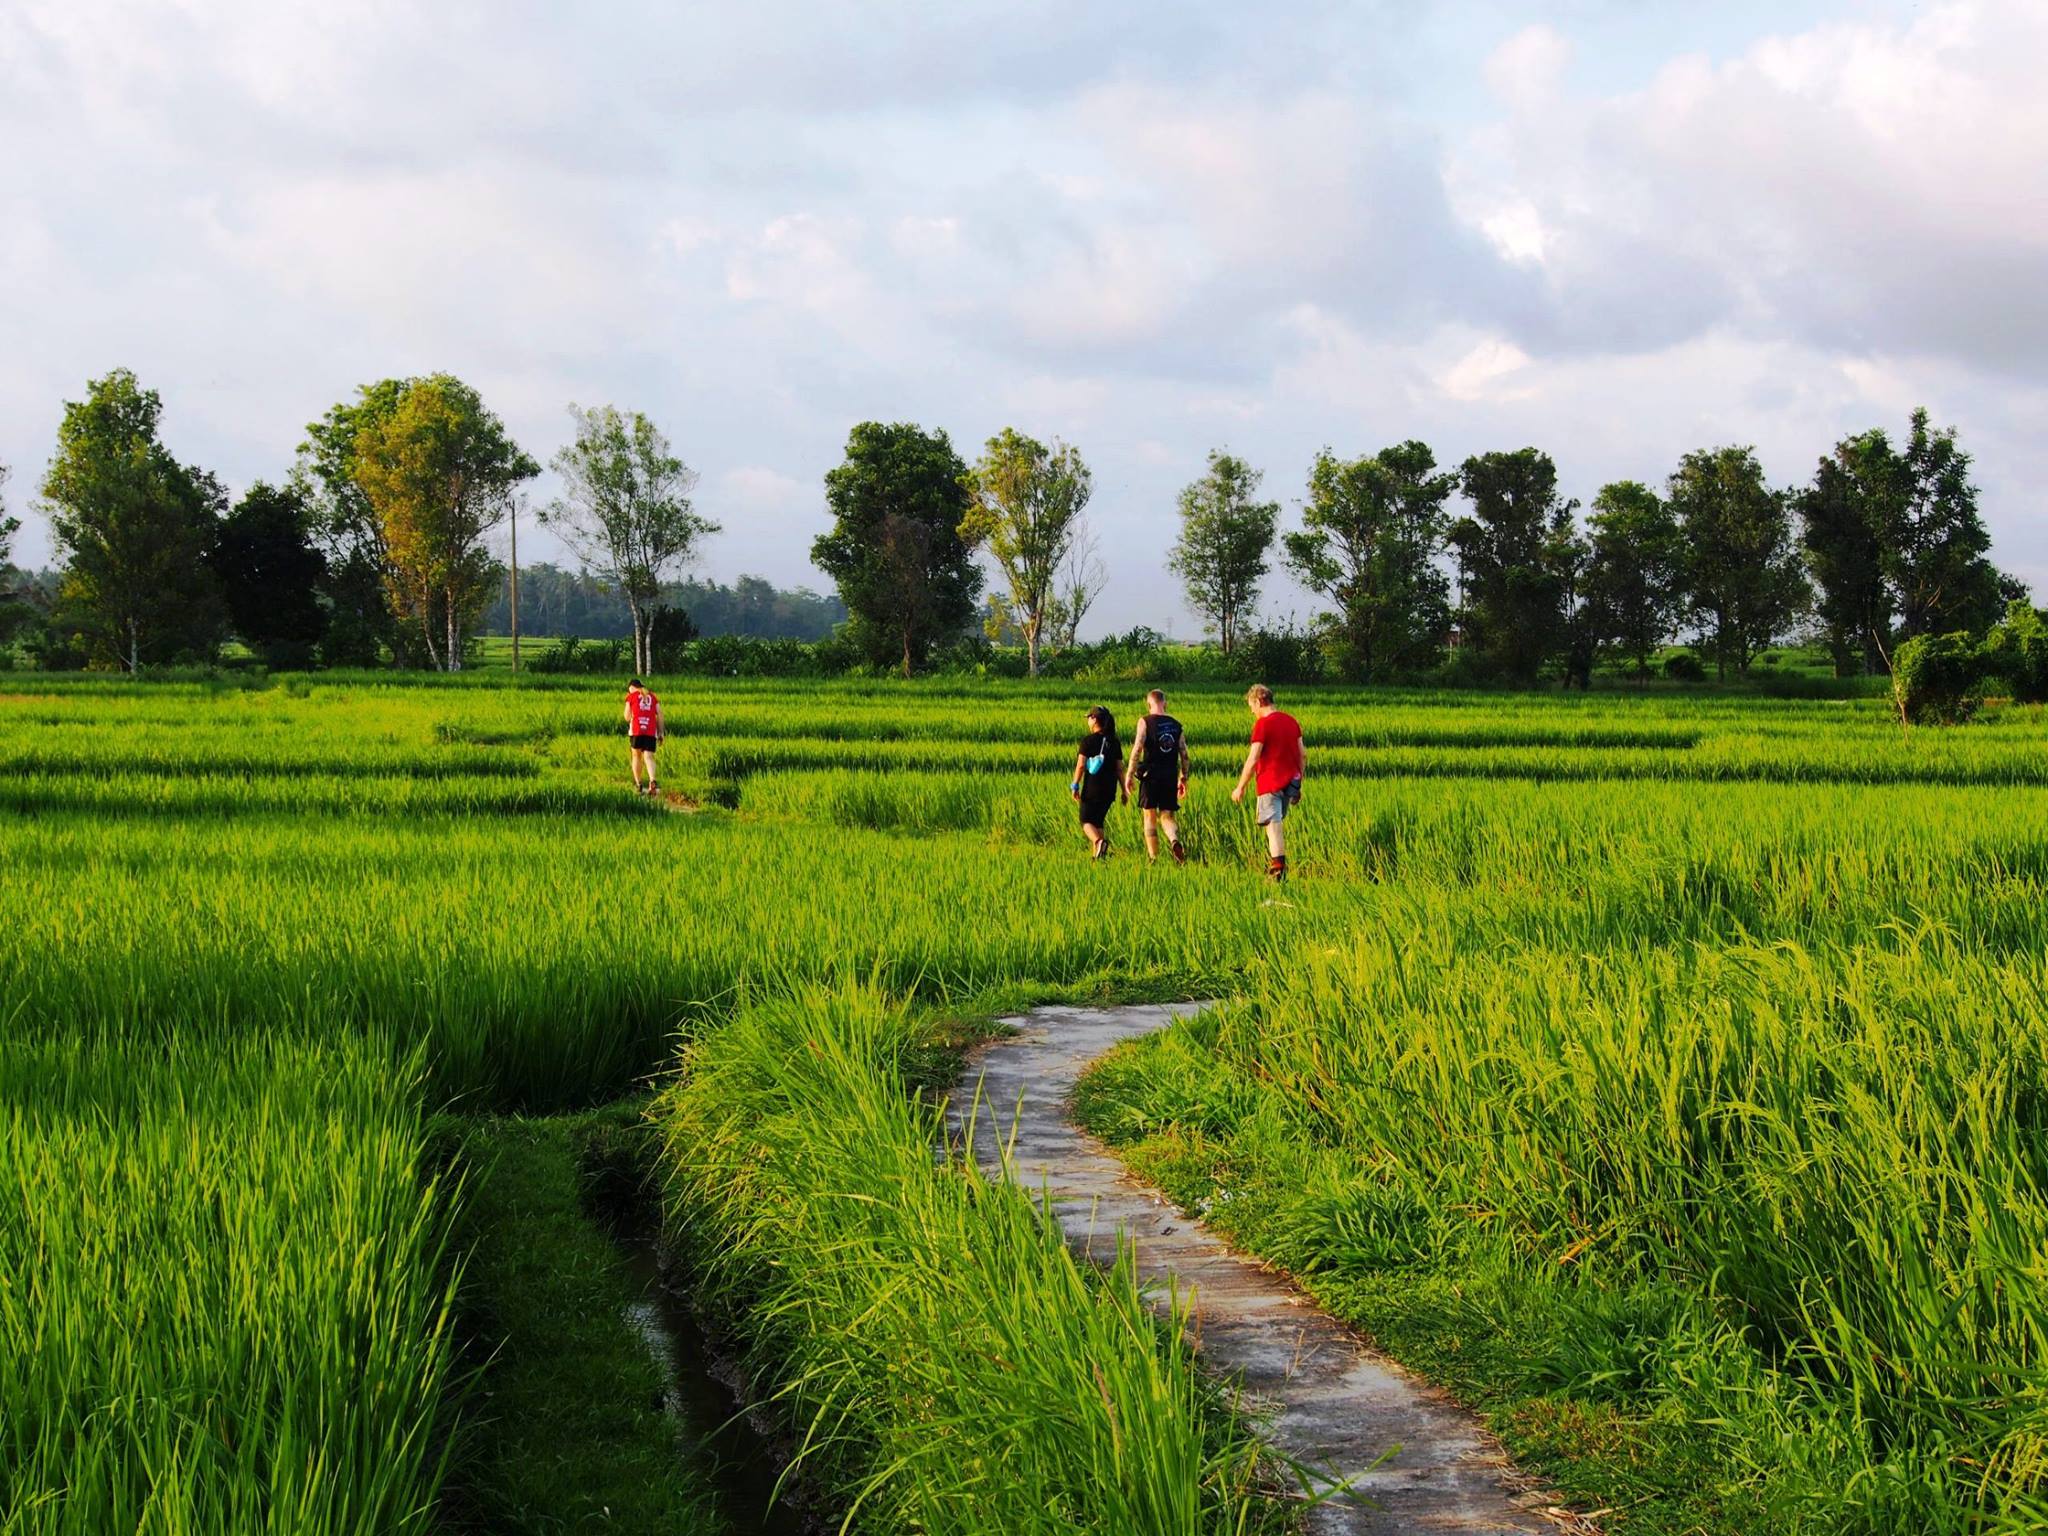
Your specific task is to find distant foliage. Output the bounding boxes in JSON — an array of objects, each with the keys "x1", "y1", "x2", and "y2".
[
  {"x1": 42, "y1": 369, "x2": 228, "y2": 671},
  {"x1": 813, "y1": 422, "x2": 982, "y2": 677},
  {"x1": 1449, "y1": 448, "x2": 1577, "y2": 685},
  {"x1": 1285, "y1": 441, "x2": 1455, "y2": 682},
  {"x1": 1982, "y1": 601, "x2": 2048, "y2": 704},
  {"x1": 1168, "y1": 451, "x2": 1279, "y2": 656},
  {"x1": 1893, "y1": 631, "x2": 1988, "y2": 725},
  {"x1": 1664, "y1": 652, "x2": 1707, "y2": 683}
]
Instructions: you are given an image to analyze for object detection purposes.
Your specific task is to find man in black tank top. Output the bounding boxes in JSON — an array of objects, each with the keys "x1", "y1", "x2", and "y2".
[{"x1": 1123, "y1": 687, "x2": 1189, "y2": 864}]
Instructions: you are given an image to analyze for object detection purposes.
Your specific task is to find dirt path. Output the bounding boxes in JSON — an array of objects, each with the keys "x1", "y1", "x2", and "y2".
[{"x1": 948, "y1": 1002, "x2": 1575, "y2": 1535}]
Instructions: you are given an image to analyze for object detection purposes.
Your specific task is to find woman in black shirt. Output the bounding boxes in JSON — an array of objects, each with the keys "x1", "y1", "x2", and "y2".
[{"x1": 1071, "y1": 706, "x2": 1126, "y2": 860}]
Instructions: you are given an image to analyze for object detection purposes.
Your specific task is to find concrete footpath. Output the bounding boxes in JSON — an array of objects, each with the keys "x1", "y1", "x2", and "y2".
[{"x1": 947, "y1": 1002, "x2": 1579, "y2": 1535}]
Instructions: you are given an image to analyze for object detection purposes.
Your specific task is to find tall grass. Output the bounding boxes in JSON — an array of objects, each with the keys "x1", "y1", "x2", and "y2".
[
  {"x1": 0, "y1": 1035, "x2": 461, "y2": 1535},
  {"x1": 1078, "y1": 934, "x2": 2048, "y2": 1530},
  {"x1": 655, "y1": 985, "x2": 1281, "y2": 1534},
  {"x1": 11, "y1": 672, "x2": 2048, "y2": 1530}
]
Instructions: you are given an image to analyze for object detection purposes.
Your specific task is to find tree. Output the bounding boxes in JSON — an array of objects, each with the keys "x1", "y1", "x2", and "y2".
[
  {"x1": 1881, "y1": 409, "x2": 2003, "y2": 641},
  {"x1": 38, "y1": 369, "x2": 225, "y2": 671},
  {"x1": 0, "y1": 461, "x2": 28, "y2": 647},
  {"x1": 1798, "y1": 438, "x2": 1894, "y2": 675},
  {"x1": 349, "y1": 375, "x2": 538, "y2": 671},
  {"x1": 1585, "y1": 481, "x2": 1685, "y2": 681},
  {"x1": 1048, "y1": 531, "x2": 1106, "y2": 653},
  {"x1": 0, "y1": 460, "x2": 16, "y2": 586},
  {"x1": 812, "y1": 422, "x2": 981, "y2": 677},
  {"x1": 959, "y1": 429, "x2": 1091, "y2": 676},
  {"x1": 1283, "y1": 441, "x2": 1456, "y2": 682},
  {"x1": 1449, "y1": 448, "x2": 1577, "y2": 684},
  {"x1": 1984, "y1": 599, "x2": 2048, "y2": 705},
  {"x1": 300, "y1": 380, "x2": 410, "y2": 665},
  {"x1": 209, "y1": 480, "x2": 329, "y2": 668},
  {"x1": 1168, "y1": 451, "x2": 1278, "y2": 655},
  {"x1": 542, "y1": 404, "x2": 718, "y2": 676},
  {"x1": 1549, "y1": 514, "x2": 1599, "y2": 690},
  {"x1": 1669, "y1": 446, "x2": 1809, "y2": 678}
]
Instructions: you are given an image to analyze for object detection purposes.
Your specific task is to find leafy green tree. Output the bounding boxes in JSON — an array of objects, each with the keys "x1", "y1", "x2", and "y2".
[
  {"x1": 1881, "y1": 409, "x2": 2004, "y2": 641},
  {"x1": 208, "y1": 481, "x2": 329, "y2": 669},
  {"x1": 1585, "y1": 481, "x2": 1685, "y2": 681},
  {"x1": 1549, "y1": 514, "x2": 1599, "y2": 690},
  {"x1": 813, "y1": 422, "x2": 981, "y2": 677},
  {"x1": 1893, "y1": 630, "x2": 1989, "y2": 724},
  {"x1": 1168, "y1": 451, "x2": 1278, "y2": 656},
  {"x1": 542, "y1": 404, "x2": 718, "y2": 676},
  {"x1": 1283, "y1": 441, "x2": 1455, "y2": 681},
  {"x1": 959, "y1": 429, "x2": 1091, "y2": 677},
  {"x1": 39, "y1": 370, "x2": 226, "y2": 671},
  {"x1": 1449, "y1": 448, "x2": 1577, "y2": 684},
  {"x1": 1983, "y1": 600, "x2": 2048, "y2": 704},
  {"x1": 349, "y1": 375, "x2": 538, "y2": 671},
  {"x1": 1669, "y1": 446, "x2": 1809, "y2": 679},
  {"x1": 1798, "y1": 438, "x2": 1894, "y2": 675},
  {"x1": 300, "y1": 380, "x2": 410, "y2": 665}
]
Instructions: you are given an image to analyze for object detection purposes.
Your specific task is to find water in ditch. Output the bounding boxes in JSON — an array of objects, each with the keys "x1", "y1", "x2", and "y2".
[{"x1": 619, "y1": 1243, "x2": 804, "y2": 1535}]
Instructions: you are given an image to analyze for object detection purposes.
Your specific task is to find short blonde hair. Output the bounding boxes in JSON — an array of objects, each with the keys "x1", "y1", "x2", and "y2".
[{"x1": 1245, "y1": 683, "x2": 1274, "y2": 707}]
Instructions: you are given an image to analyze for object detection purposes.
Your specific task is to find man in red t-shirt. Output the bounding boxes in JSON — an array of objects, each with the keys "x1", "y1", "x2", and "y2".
[
  {"x1": 1230, "y1": 683, "x2": 1304, "y2": 881},
  {"x1": 622, "y1": 678, "x2": 663, "y2": 797}
]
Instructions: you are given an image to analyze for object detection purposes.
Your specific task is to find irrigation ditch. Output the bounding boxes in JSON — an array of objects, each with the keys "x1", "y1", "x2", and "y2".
[{"x1": 448, "y1": 1003, "x2": 1582, "y2": 1533}]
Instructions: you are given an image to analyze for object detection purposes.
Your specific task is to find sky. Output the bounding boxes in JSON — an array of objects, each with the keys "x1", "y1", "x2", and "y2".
[{"x1": 3, "y1": 0, "x2": 2044, "y2": 637}]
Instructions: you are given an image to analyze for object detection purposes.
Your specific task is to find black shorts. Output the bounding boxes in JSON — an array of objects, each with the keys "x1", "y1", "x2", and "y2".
[
  {"x1": 1136, "y1": 778, "x2": 1179, "y2": 814},
  {"x1": 1077, "y1": 793, "x2": 1115, "y2": 826},
  {"x1": 630, "y1": 735, "x2": 659, "y2": 752}
]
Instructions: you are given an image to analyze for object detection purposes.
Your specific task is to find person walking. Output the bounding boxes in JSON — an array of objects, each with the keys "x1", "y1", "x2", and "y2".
[
  {"x1": 1123, "y1": 688, "x2": 1188, "y2": 864},
  {"x1": 1230, "y1": 683, "x2": 1303, "y2": 881},
  {"x1": 1071, "y1": 706, "x2": 1126, "y2": 860},
  {"x1": 623, "y1": 677, "x2": 663, "y2": 796}
]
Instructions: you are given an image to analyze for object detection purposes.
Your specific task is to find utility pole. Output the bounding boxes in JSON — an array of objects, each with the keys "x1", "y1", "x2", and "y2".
[{"x1": 509, "y1": 498, "x2": 521, "y2": 675}]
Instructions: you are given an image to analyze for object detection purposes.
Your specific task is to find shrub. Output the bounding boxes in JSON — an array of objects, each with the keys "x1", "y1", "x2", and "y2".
[
  {"x1": 1983, "y1": 600, "x2": 2048, "y2": 704},
  {"x1": 1893, "y1": 631, "x2": 1988, "y2": 724},
  {"x1": 1664, "y1": 652, "x2": 1707, "y2": 683},
  {"x1": 1229, "y1": 624, "x2": 1327, "y2": 686}
]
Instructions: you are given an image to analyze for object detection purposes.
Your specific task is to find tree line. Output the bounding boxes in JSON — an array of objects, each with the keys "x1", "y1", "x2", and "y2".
[
  {"x1": 474, "y1": 567, "x2": 845, "y2": 643},
  {"x1": 799, "y1": 409, "x2": 2018, "y2": 686},
  {"x1": 0, "y1": 366, "x2": 2024, "y2": 688},
  {"x1": 2, "y1": 371, "x2": 730, "y2": 673}
]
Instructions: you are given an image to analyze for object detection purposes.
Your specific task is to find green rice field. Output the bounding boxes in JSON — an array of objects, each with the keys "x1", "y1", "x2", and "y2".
[{"x1": 6, "y1": 671, "x2": 2048, "y2": 1532}]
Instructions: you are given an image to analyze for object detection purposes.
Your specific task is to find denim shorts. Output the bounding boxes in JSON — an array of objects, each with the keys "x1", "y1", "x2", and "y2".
[{"x1": 1255, "y1": 777, "x2": 1301, "y2": 826}]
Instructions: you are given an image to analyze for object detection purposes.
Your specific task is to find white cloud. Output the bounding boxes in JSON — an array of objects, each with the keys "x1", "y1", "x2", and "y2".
[
  {"x1": 5, "y1": 0, "x2": 2048, "y2": 627},
  {"x1": 719, "y1": 465, "x2": 806, "y2": 509},
  {"x1": 1484, "y1": 24, "x2": 1571, "y2": 107},
  {"x1": 1436, "y1": 338, "x2": 1535, "y2": 402}
]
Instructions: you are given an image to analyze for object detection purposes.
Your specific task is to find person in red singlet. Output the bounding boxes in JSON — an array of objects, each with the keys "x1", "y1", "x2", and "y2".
[
  {"x1": 622, "y1": 677, "x2": 663, "y2": 796},
  {"x1": 1230, "y1": 682, "x2": 1303, "y2": 881}
]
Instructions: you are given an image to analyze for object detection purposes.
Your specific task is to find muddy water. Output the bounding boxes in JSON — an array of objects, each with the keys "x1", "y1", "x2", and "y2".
[{"x1": 619, "y1": 1244, "x2": 803, "y2": 1535}]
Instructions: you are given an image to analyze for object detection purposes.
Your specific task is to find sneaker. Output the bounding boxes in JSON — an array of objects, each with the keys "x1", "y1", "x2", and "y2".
[
  {"x1": 646, "y1": 782, "x2": 660, "y2": 799},
  {"x1": 1267, "y1": 856, "x2": 1287, "y2": 882},
  {"x1": 1170, "y1": 839, "x2": 1186, "y2": 866}
]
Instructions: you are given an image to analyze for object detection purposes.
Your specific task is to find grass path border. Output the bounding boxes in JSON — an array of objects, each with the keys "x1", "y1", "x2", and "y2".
[{"x1": 949, "y1": 1002, "x2": 1582, "y2": 1535}]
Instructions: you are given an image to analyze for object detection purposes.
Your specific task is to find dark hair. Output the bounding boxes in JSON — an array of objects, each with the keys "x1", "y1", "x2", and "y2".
[
  {"x1": 628, "y1": 677, "x2": 643, "y2": 688},
  {"x1": 1087, "y1": 706, "x2": 1120, "y2": 763}
]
